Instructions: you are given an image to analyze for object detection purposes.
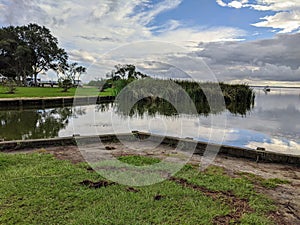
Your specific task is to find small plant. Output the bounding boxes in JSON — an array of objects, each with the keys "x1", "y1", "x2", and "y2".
[
  {"x1": 3, "y1": 78, "x2": 17, "y2": 94},
  {"x1": 58, "y1": 78, "x2": 73, "y2": 92},
  {"x1": 57, "y1": 62, "x2": 86, "y2": 92}
]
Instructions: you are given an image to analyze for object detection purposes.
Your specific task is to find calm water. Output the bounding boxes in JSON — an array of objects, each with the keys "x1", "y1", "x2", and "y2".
[{"x1": 1, "y1": 87, "x2": 299, "y2": 155}]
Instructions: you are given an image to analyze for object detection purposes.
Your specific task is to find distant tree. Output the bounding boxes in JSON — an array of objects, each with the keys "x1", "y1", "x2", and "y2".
[
  {"x1": 107, "y1": 64, "x2": 148, "y2": 81},
  {"x1": 106, "y1": 69, "x2": 120, "y2": 81},
  {"x1": 102, "y1": 64, "x2": 148, "y2": 96},
  {"x1": 87, "y1": 78, "x2": 105, "y2": 87},
  {"x1": 70, "y1": 63, "x2": 86, "y2": 81},
  {"x1": 58, "y1": 76, "x2": 73, "y2": 92},
  {"x1": 58, "y1": 62, "x2": 86, "y2": 92}
]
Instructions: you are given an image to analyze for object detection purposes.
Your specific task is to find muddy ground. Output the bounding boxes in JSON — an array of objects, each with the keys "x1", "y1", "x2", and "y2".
[{"x1": 6, "y1": 141, "x2": 300, "y2": 224}]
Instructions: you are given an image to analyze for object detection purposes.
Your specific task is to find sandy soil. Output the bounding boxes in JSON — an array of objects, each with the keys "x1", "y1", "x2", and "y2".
[{"x1": 7, "y1": 141, "x2": 300, "y2": 224}]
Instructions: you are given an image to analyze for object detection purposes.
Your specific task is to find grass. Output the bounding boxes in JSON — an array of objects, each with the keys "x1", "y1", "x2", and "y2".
[
  {"x1": 237, "y1": 172, "x2": 290, "y2": 189},
  {"x1": 0, "y1": 86, "x2": 102, "y2": 98},
  {"x1": 118, "y1": 155, "x2": 161, "y2": 166},
  {"x1": 175, "y1": 165, "x2": 277, "y2": 214},
  {"x1": 99, "y1": 88, "x2": 116, "y2": 97},
  {"x1": 0, "y1": 153, "x2": 279, "y2": 224}
]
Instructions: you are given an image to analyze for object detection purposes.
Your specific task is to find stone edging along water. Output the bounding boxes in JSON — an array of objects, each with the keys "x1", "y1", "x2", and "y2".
[
  {"x1": 0, "y1": 131, "x2": 299, "y2": 166},
  {"x1": 0, "y1": 96, "x2": 115, "y2": 109}
]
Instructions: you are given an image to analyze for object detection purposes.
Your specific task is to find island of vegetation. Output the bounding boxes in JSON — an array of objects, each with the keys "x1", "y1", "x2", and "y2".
[{"x1": 90, "y1": 64, "x2": 255, "y2": 116}]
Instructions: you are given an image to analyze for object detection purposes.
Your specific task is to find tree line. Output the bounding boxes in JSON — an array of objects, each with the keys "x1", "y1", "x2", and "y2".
[{"x1": 0, "y1": 23, "x2": 86, "y2": 89}]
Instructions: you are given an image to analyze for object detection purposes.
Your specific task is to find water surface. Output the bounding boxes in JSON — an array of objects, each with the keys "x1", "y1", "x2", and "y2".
[{"x1": 1, "y1": 87, "x2": 299, "y2": 155}]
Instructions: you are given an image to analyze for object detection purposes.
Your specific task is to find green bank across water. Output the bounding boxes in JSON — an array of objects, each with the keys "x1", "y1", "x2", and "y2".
[{"x1": 0, "y1": 87, "x2": 100, "y2": 98}]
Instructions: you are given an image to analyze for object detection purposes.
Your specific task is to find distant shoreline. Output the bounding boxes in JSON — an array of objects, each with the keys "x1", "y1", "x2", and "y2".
[{"x1": 250, "y1": 85, "x2": 300, "y2": 89}]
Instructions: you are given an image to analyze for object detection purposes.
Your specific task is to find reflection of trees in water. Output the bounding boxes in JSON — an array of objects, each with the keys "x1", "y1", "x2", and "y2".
[
  {"x1": 111, "y1": 79, "x2": 255, "y2": 117},
  {"x1": 96, "y1": 102, "x2": 114, "y2": 113},
  {"x1": 95, "y1": 79, "x2": 255, "y2": 117},
  {"x1": 0, "y1": 107, "x2": 86, "y2": 141},
  {"x1": 117, "y1": 98, "x2": 179, "y2": 118},
  {"x1": 114, "y1": 97, "x2": 254, "y2": 118}
]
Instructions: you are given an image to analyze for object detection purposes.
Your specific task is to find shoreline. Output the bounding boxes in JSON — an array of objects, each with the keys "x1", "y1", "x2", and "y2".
[
  {"x1": 1, "y1": 132, "x2": 299, "y2": 166},
  {"x1": 0, "y1": 95, "x2": 115, "y2": 108}
]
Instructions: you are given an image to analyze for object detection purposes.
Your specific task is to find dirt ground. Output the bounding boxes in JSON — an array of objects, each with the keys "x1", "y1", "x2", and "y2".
[{"x1": 7, "y1": 141, "x2": 300, "y2": 224}]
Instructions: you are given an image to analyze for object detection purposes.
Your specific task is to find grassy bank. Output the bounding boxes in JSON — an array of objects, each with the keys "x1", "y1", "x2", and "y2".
[
  {"x1": 0, "y1": 87, "x2": 99, "y2": 98},
  {"x1": 0, "y1": 153, "x2": 281, "y2": 224}
]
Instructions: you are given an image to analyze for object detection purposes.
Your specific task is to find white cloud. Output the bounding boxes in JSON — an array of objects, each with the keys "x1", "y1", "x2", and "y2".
[
  {"x1": 247, "y1": 0, "x2": 300, "y2": 11},
  {"x1": 0, "y1": 0, "x2": 246, "y2": 82},
  {"x1": 135, "y1": 0, "x2": 183, "y2": 26},
  {"x1": 0, "y1": 0, "x2": 183, "y2": 49},
  {"x1": 216, "y1": 0, "x2": 249, "y2": 9},
  {"x1": 151, "y1": 19, "x2": 181, "y2": 33},
  {"x1": 197, "y1": 33, "x2": 300, "y2": 82},
  {"x1": 69, "y1": 50, "x2": 97, "y2": 63},
  {"x1": 217, "y1": 0, "x2": 300, "y2": 33},
  {"x1": 252, "y1": 10, "x2": 300, "y2": 33},
  {"x1": 154, "y1": 27, "x2": 245, "y2": 50},
  {"x1": 228, "y1": 1, "x2": 243, "y2": 9},
  {"x1": 216, "y1": 0, "x2": 227, "y2": 7}
]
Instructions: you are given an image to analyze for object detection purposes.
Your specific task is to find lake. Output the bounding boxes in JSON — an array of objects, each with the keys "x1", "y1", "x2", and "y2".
[{"x1": 0, "y1": 87, "x2": 299, "y2": 155}]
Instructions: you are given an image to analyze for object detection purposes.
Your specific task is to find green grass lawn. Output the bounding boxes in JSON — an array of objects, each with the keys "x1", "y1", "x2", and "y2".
[
  {"x1": 0, "y1": 153, "x2": 280, "y2": 224},
  {"x1": 99, "y1": 87, "x2": 116, "y2": 97},
  {"x1": 0, "y1": 86, "x2": 102, "y2": 98}
]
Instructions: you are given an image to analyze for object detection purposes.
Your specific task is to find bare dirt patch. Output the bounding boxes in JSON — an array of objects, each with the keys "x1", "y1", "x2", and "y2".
[
  {"x1": 169, "y1": 177, "x2": 253, "y2": 224},
  {"x1": 190, "y1": 154, "x2": 300, "y2": 225},
  {"x1": 79, "y1": 179, "x2": 116, "y2": 189}
]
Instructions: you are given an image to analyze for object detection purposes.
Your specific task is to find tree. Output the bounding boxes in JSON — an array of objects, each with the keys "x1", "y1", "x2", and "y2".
[
  {"x1": 14, "y1": 45, "x2": 33, "y2": 85},
  {"x1": 18, "y1": 24, "x2": 68, "y2": 85},
  {"x1": 3, "y1": 78, "x2": 17, "y2": 94},
  {"x1": 58, "y1": 62, "x2": 86, "y2": 92},
  {"x1": 102, "y1": 64, "x2": 148, "y2": 96},
  {"x1": 0, "y1": 26, "x2": 31, "y2": 82},
  {"x1": 108, "y1": 64, "x2": 148, "y2": 80},
  {"x1": 69, "y1": 63, "x2": 86, "y2": 81},
  {"x1": 0, "y1": 24, "x2": 69, "y2": 86}
]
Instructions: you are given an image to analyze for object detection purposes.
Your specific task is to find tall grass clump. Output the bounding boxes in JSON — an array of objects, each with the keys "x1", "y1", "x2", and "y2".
[{"x1": 112, "y1": 78, "x2": 255, "y2": 116}]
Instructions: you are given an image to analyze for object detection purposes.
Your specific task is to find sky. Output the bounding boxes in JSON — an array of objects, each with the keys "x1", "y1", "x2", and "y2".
[{"x1": 1, "y1": 0, "x2": 300, "y2": 85}]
